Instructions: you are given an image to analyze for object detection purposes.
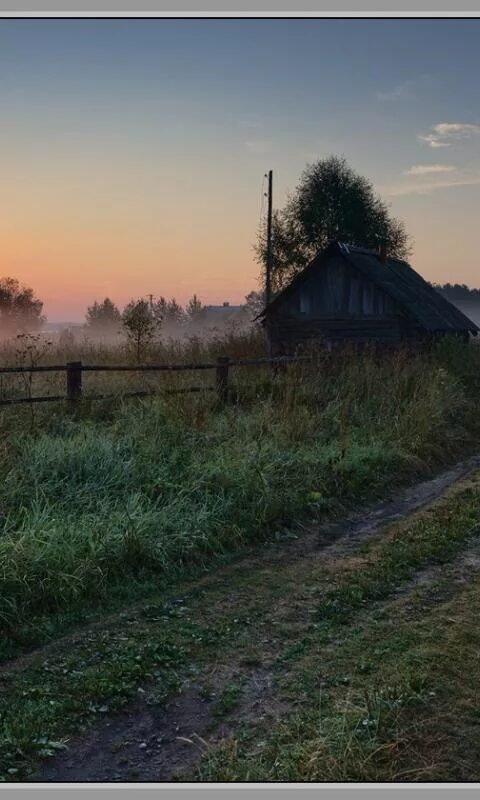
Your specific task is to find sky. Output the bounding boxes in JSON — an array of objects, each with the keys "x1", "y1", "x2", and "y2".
[{"x1": 2, "y1": 18, "x2": 480, "y2": 321}]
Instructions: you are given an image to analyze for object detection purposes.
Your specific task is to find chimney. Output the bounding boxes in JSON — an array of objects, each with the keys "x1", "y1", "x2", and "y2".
[{"x1": 378, "y1": 241, "x2": 388, "y2": 264}]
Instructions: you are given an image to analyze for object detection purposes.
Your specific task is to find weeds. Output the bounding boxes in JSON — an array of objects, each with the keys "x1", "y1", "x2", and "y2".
[{"x1": 0, "y1": 336, "x2": 479, "y2": 644}]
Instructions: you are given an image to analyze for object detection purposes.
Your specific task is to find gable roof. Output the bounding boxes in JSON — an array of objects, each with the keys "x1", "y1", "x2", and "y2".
[{"x1": 260, "y1": 241, "x2": 479, "y2": 334}]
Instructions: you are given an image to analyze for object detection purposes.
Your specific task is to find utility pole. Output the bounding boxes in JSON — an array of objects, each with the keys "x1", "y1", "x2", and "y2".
[
  {"x1": 148, "y1": 294, "x2": 153, "y2": 311},
  {"x1": 265, "y1": 169, "x2": 273, "y2": 306}
]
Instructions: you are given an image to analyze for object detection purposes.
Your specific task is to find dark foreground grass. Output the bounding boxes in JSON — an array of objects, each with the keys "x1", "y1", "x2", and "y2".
[
  {"x1": 0, "y1": 337, "x2": 480, "y2": 655},
  {"x1": 1, "y1": 476, "x2": 480, "y2": 780},
  {"x1": 198, "y1": 485, "x2": 480, "y2": 782}
]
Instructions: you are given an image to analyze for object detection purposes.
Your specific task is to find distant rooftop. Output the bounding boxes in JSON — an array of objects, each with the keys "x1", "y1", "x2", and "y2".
[{"x1": 203, "y1": 303, "x2": 244, "y2": 315}]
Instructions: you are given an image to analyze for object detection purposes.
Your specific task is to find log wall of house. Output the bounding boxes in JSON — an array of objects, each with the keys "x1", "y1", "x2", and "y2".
[{"x1": 266, "y1": 254, "x2": 423, "y2": 354}]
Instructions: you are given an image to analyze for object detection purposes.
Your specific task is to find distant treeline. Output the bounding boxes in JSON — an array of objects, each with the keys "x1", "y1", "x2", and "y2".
[{"x1": 432, "y1": 283, "x2": 480, "y2": 301}]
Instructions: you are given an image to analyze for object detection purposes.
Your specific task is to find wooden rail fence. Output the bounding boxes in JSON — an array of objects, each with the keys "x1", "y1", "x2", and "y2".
[{"x1": 0, "y1": 355, "x2": 310, "y2": 407}]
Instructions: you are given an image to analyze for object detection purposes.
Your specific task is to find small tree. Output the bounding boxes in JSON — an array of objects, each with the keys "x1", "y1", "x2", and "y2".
[
  {"x1": 85, "y1": 298, "x2": 122, "y2": 334},
  {"x1": 152, "y1": 296, "x2": 168, "y2": 328},
  {"x1": 164, "y1": 298, "x2": 185, "y2": 326},
  {"x1": 152, "y1": 297, "x2": 185, "y2": 329},
  {"x1": 122, "y1": 299, "x2": 158, "y2": 362},
  {"x1": 0, "y1": 277, "x2": 44, "y2": 335},
  {"x1": 244, "y1": 290, "x2": 266, "y2": 319},
  {"x1": 186, "y1": 294, "x2": 203, "y2": 321}
]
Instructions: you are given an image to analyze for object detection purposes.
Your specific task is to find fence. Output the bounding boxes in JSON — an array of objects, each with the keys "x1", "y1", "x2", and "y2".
[{"x1": 0, "y1": 355, "x2": 310, "y2": 407}]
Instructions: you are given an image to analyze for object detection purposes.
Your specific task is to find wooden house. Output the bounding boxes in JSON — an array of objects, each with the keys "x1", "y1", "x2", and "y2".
[{"x1": 259, "y1": 241, "x2": 478, "y2": 354}]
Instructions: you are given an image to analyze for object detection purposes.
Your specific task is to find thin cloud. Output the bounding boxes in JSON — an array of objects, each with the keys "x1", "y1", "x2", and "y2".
[
  {"x1": 435, "y1": 123, "x2": 480, "y2": 136},
  {"x1": 419, "y1": 122, "x2": 480, "y2": 148},
  {"x1": 418, "y1": 134, "x2": 451, "y2": 148},
  {"x1": 376, "y1": 74, "x2": 431, "y2": 102},
  {"x1": 384, "y1": 173, "x2": 480, "y2": 197},
  {"x1": 405, "y1": 164, "x2": 456, "y2": 176}
]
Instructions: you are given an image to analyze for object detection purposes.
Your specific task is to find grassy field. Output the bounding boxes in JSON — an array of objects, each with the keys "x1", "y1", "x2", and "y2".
[
  {"x1": 1, "y1": 332, "x2": 480, "y2": 780},
  {"x1": 0, "y1": 334, "x2": 480, "y2": 657}
]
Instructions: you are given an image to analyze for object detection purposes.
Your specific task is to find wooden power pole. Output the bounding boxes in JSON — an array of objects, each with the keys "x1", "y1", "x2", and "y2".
[{"x1": 265, "y1": 169, "x2": 273, "y2": 306}]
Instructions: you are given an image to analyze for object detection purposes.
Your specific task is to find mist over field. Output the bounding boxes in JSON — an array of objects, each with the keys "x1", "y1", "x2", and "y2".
[
  {"x1": 40, "y1": 310, "x2": 258, "y2": 358},
  {"x1": 448, "y1": 301, "x2": 480, "y2": 328}
]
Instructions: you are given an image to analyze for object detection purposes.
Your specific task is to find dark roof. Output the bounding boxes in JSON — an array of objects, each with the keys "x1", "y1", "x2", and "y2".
[{"x1": 260, "y1": 241, "x2": 479, "y2": 334}]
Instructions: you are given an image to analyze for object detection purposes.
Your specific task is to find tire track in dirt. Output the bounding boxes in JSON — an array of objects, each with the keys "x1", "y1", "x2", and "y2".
[
  {"x1": 32, "y1": 668, "x2": 288, "y2": 783},
  {"x1": 6, "y1": 453, "x2": 480, "y2": 681},
  {"x1": 35, "y1": 536, "x2": 480, "y2": 783},
  {"x1": 31, "y1": 454, "x2": 480, "y2": 782}
]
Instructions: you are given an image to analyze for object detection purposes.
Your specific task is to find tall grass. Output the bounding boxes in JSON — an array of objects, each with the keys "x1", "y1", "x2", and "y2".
[
  {"x1": 0, "y1": 335, "x2": 479, "y2": 634},
  {"x1": 0, "y1": 327, "x2": 267, "y2": 402}
]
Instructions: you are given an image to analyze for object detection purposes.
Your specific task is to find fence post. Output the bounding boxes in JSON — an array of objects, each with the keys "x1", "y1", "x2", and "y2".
[
  {"x1": 216, "y1": 356, "x2": 229, "y2": 404},
  {"x1": 66, "y1": 361, "x2": 82, "y2": 400}
]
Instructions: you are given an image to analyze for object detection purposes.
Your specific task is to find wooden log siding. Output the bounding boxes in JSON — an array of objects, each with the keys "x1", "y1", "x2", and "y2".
[
  {"x1": 263, "y1": 249, "x2": 427, "y2": 354},
  {"x1": 288, "y1": 257, "x2": 400, "y2": 319},
  {"x1": 266, "y1": 315, "x2": 407, "y2": 356}
]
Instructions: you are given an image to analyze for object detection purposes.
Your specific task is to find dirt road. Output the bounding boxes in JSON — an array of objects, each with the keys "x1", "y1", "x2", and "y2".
[{"x1": 3, "y1": 454, "x2": 480, "y2": 782}]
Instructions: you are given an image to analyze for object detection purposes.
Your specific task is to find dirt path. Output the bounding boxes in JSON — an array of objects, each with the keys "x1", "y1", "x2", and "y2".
[
  {"x1": 36, "y1": 539, "x2": 480, "y2": 783},
  {"x1": 5, "y1": 452, "x2": 479, "y2": 683},
  {"x1": 21, "y1": 453, "x2": 480, "y2": 783}
]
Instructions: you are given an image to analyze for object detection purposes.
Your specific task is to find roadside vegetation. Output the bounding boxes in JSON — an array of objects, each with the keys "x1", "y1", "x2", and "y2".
[
  {"x1": 1, "y1": 468, "x2": 480, "y2": 781},
  {"x1": 0, "y1": 332, "x2": 479, "y2": 662}
]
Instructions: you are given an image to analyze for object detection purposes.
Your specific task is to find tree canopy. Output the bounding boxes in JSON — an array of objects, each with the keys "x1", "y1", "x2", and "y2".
[
  {"x1": 256, "y1": 156, "x2": 411, "y2": 289},
  {"x1": 152, "y1": 297, "x2": 185, "y2": 327},
  {"x1": 85, "y1": 298, "x2": 122, "y2": 332},
  {"x1": 0, "y1": 277, "x2": 44, "y2": 334},
  {"x1": 432, "y1": 282, "x2": 480, "y2": 301},
  {"x1": 244, "y1": 290, "x2": 265, "y2": 320}
]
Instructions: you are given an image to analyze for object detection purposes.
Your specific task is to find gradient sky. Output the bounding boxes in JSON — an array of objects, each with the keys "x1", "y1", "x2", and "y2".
[{"x1": 2, "y1": 18, "x2": 480, "y2": 321}]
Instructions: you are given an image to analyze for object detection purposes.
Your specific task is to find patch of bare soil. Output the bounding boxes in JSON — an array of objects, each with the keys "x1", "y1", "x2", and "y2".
[
  {"x1": 36, "y1": 666, "x2": 287, "y2": 783},
  {"x1": 36, "y1": 687, "x2": 217, "y2": 782}
]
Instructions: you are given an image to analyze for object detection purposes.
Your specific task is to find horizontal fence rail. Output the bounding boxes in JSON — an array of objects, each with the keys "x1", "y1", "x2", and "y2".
[
  {"x1": 0, "y1": 355, "x2": 310, "y2": 374},
  {"x1": 0, "y1": 355, "x2": 310, "y2": 407}
]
